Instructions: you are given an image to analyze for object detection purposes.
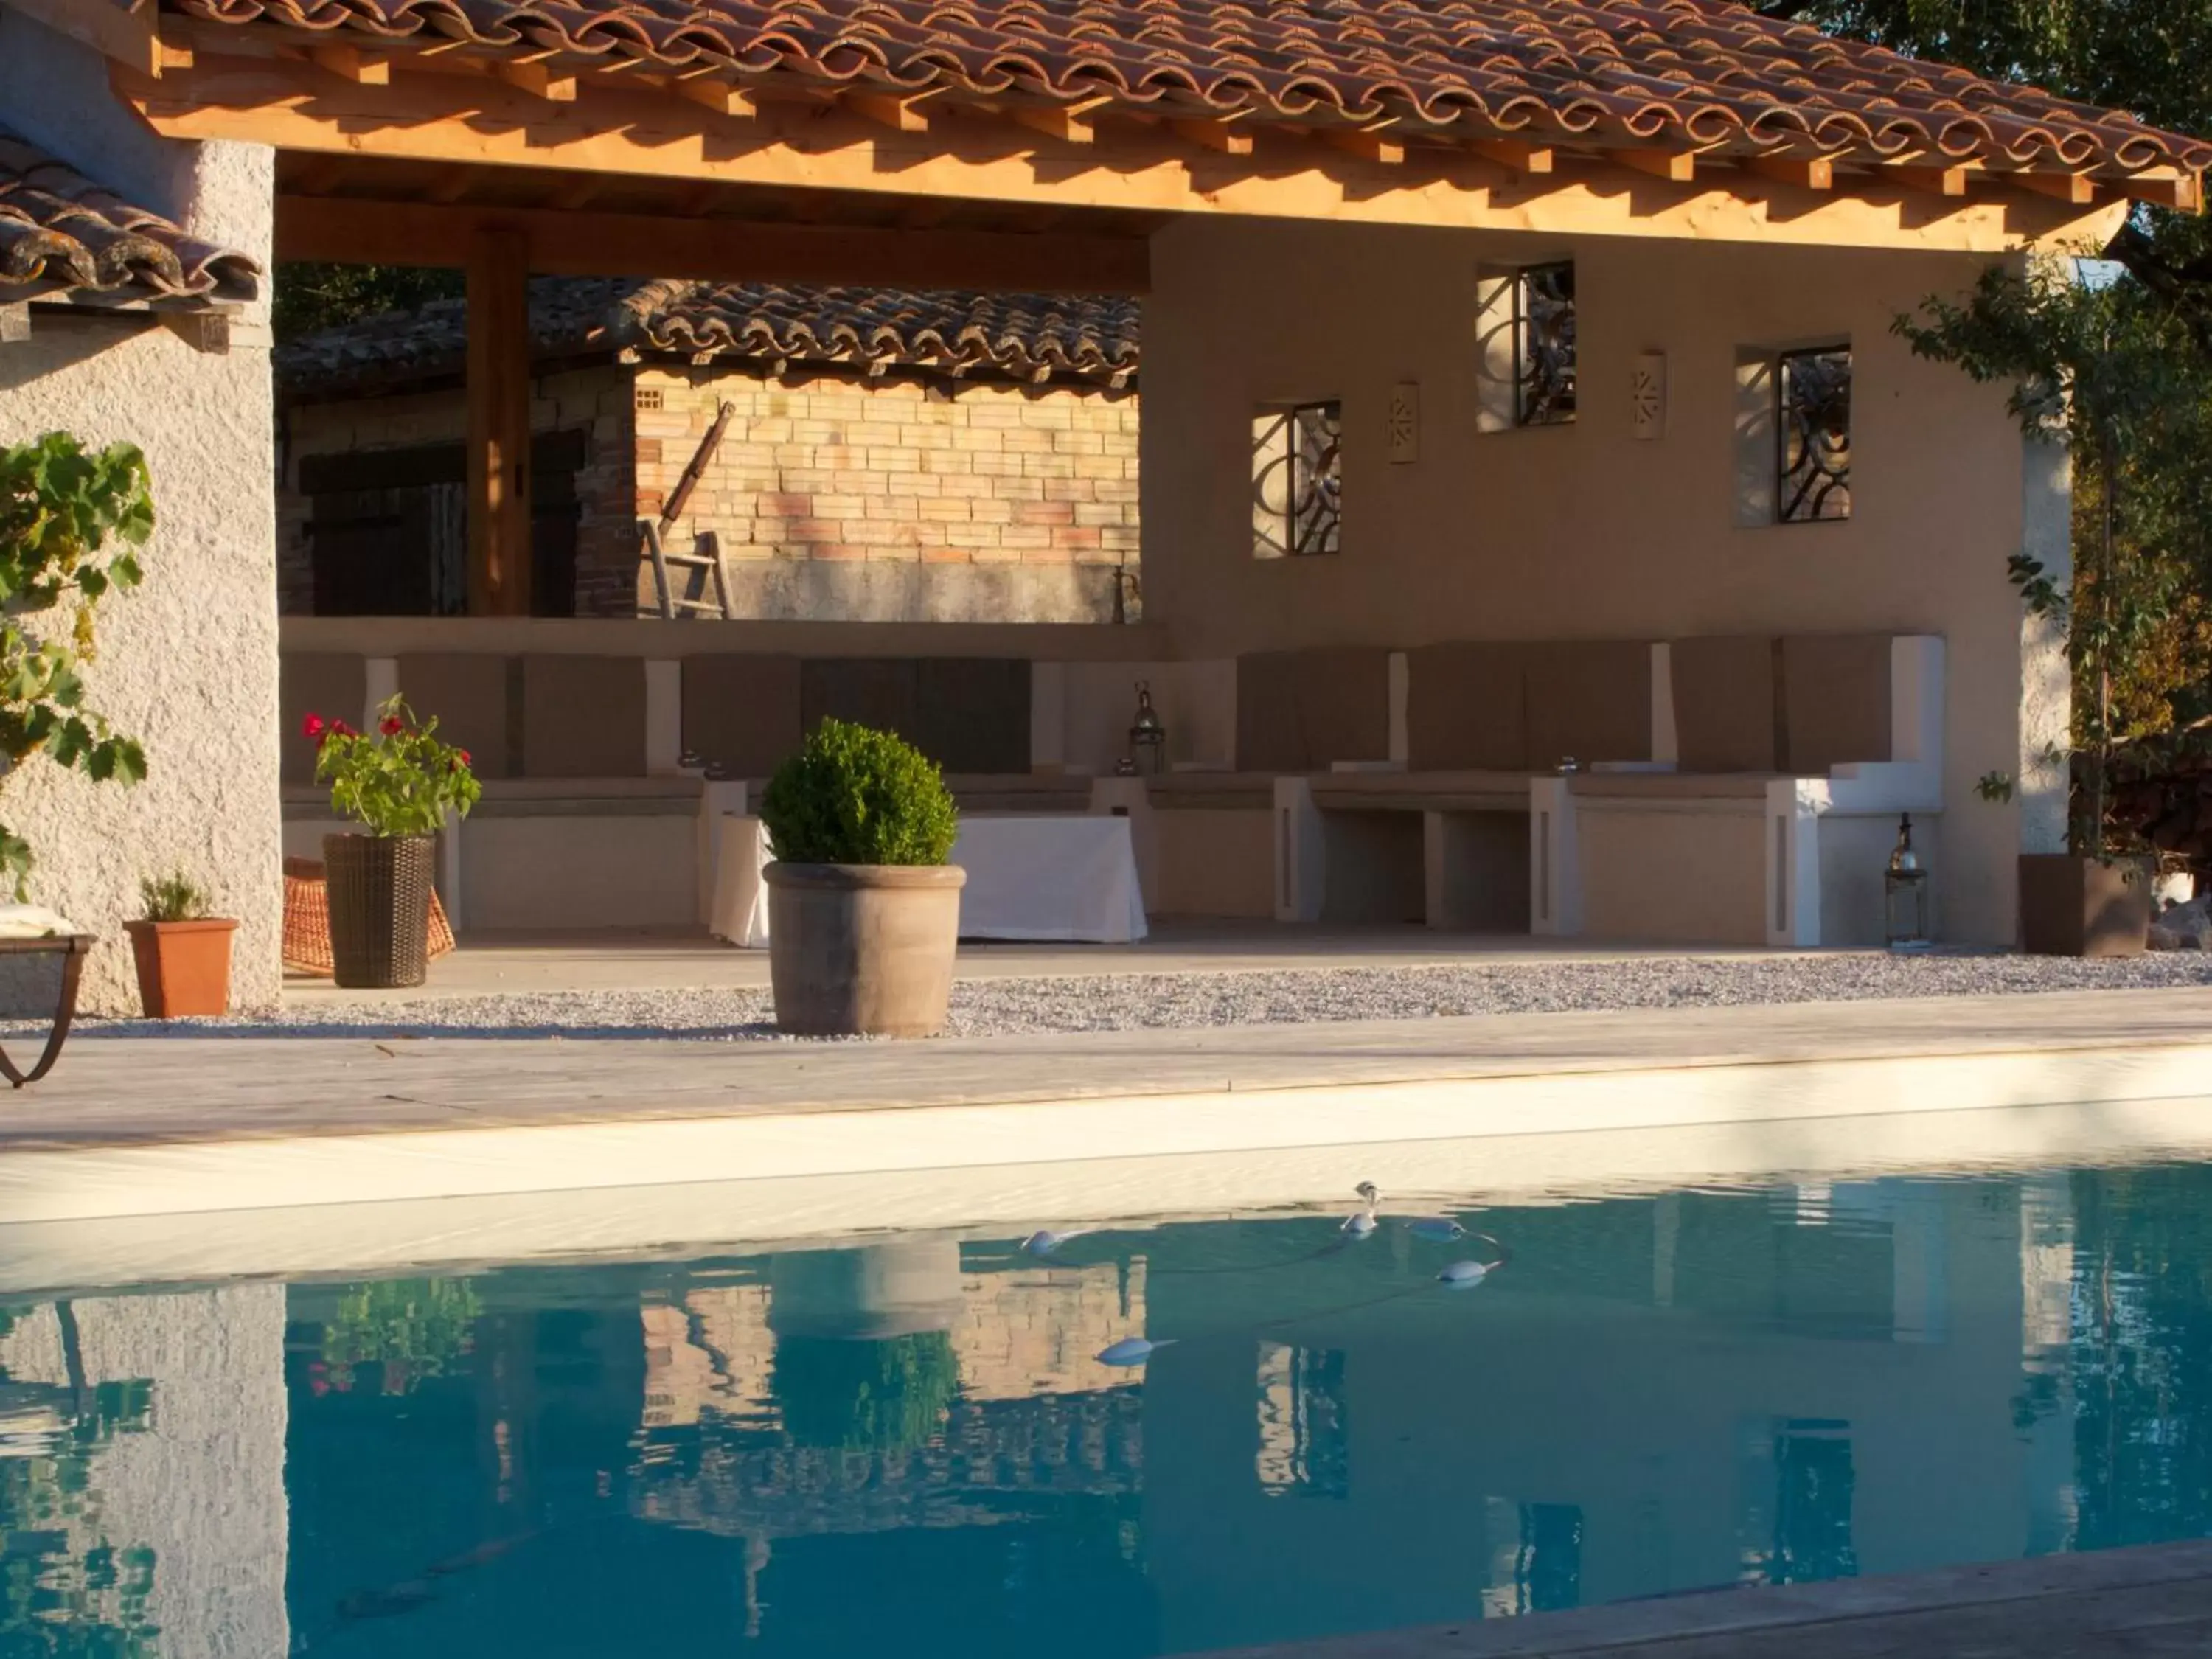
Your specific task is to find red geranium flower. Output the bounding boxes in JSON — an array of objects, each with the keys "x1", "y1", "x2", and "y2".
[
  {"x1": 302, "y1": 713, "x2": 325, "y2": 740},
  {"x1": 380, "y1": 715, "x2": 405, "y2": 737},
  {"x1": 331, "y1": 720, "x2": 356, "y2": 739}
]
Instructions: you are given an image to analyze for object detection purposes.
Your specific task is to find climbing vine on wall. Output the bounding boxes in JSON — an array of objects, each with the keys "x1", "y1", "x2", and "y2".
[{"x1": 0, "y1": 433, "x2": 153, "y2": 900}]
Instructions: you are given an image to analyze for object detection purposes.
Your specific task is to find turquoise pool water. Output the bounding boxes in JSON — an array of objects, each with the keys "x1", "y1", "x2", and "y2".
[{"x1": 3, "y1": 1160, "x2": 2208, "y2": 1655}]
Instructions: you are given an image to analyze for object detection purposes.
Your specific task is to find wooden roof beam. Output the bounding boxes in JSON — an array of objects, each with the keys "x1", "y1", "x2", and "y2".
[
  {"x1": 2014, "y1": 170, "x2": 2098, "y2": 205},
  {"x1": 1009, "y1": 95, "x2": 1115, "y2": 146},
  {"x1": 2117, "y1": 170, "x2": 2203, "y2": 212},
  {"x1": 0, "y1": 0, "x2": 173, "y2": 75},
  {"x1": 1467, "y1": 137, "x2": 1554, "y2": 175},
  {"x1": 1612, "y1": 147, "x2": 1697, "y2": 183},
  {"x1": 1745, "y1": 154, "x2": 1834, "y2": 191},
  {"x1": 307, "y1": 41, "x2": 388, "y2": 84},
  {"x1": 1167, "y1": 116, "x2": 1253, "y2": 156},
  {"x1": 841, "y1": 89, "x2": 939, "y2": 133},
  {"x1": 672, "y1": 72, "x2": 754, "y2": 119},
  {"x1": 1880, "y1": 161, "x2": 1971, "y2": 197},
  {"x1": 1321, "y1": 122, "x2": 1406, "y2": 165},
  {"x1": 276, "y1": 193, "x2": 1154, "y2": 293},
  {"x1": 495, "y1": 57, "x2": 577, "y2": 102}
]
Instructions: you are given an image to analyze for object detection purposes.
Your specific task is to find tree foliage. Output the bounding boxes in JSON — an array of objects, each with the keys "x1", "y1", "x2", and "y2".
[
  {"x1": 0, "y1": 434, "x2": 154, "y2": 899},
  {"x1": 271, "y1": 262, "x2": 465, "y2": 344},
  {"x1": 1896, "y1": 260, "x2": 2212, "y2": 852}
]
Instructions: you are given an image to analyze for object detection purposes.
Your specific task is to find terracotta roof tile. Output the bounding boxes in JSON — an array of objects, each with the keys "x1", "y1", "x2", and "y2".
[
  {"x1": 276, "y1": 276, "x2": 1139, "y2": 393},
  {"x1": 164, "y1": 0, "x2": 2210, "y2": 179},
  {"x1": 0, "y1": 126, "x2": 261, "y2": 305}
]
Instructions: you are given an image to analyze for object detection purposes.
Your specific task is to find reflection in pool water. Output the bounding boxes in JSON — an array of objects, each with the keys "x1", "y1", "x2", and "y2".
[{"x1": 4, "y1": 1162, "x2": 2211, "y2": 1655}]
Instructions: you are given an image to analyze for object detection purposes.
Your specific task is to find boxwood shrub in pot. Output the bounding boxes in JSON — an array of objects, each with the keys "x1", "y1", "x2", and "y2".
[{"x1": 759, "y1": 719, "x2": 963, "y2": 1037}]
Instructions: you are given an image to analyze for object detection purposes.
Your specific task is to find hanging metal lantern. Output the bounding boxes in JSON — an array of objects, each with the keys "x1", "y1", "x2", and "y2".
[
  {"x1": 1885, "y1": 813, "x2": 1931, "y2": 951},
  {"x1": 1130, "y1": 681, "x2": 1167, "y2": 776}
]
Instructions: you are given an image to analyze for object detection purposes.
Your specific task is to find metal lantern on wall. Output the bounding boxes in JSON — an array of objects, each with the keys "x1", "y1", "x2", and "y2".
[
  {"x1": 1885, "y1": 813, "x2": 1931, "y2": 951},
  {"x1": 1130, "y1": 681, "x2": 1167, "y2": 776}
]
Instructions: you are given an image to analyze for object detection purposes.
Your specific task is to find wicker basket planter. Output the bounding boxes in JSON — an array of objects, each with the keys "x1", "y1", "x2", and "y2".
[{"x1": 323, "y1": 832, "x2": 437, "y2": 989}]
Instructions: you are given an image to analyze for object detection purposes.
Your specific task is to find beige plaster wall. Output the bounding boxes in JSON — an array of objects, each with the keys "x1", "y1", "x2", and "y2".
[
  {"x1": 0, "y1": 16, "x2": 281, "y2": 1012},
  {"x1": 1140, "y1": 218, "x2": 2059, "y2": 943}
]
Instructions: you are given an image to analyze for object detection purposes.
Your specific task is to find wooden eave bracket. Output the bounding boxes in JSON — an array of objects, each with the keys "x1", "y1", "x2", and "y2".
[
  {"x1": 0, "y1": 301, "x2": 29, "y2": 344},
  {"x1": 1319, "y1": 119, "x2": 1408, "y2": 166},
  {"x1": 1009, "y1": 94, "x2": 1115, "y2": 146},
  {"x1": 306, "y1": 41, "x2": 389, "y2": 85},
  {"x1": 1466, "y1": 136, "x2": 1554, "y2": 175},
  {"x1": 1611, "y1": 146, "x2": 1699, "y2": 183},
  {"x1": 495, "y1": 55, "x2": 578, "y2": 102},
  {"x1": 1166, "y1": 114, "x2": 1254, "y2": 156},
  {"x1": 1745, "y1": 153, "x2": 1834, "y2": 191},
  {"x1": 2013, "y1": 169, "x2": 2098, "y2": 206},
  {"x1": 160, "y1": 308, "x2": 232, "y2": 354}
]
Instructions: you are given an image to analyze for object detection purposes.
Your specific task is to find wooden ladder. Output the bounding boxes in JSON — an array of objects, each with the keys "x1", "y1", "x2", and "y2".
[
  {"x1": 640, "y1": 398, "x2": 739, "y2": 620},
  {"x1": 641, "y1": 521, "x2": 736, "y2": 620}
]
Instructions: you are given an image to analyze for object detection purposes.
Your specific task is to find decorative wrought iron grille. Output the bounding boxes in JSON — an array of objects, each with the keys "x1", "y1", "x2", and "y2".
[
  {"x1": 1778, "y1": 347, "x2": 1852, "y2": 522},
  {"x1": 1513, "y1": 262, "x2": 1576, "y2": 425},
  {"x1": 1251, "y1": 401, "x2": 1342, "y2": 557}
]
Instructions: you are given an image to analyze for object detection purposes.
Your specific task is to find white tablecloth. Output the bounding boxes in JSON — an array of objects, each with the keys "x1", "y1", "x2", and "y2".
[{"x1": 710, "y1": 813, "x2": 1147, "y2": 947}]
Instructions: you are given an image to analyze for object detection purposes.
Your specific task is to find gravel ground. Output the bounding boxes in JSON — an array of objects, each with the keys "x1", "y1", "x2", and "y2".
[{"x1": 33, "y1": 949, "x2": 2212, "y2": 1043}]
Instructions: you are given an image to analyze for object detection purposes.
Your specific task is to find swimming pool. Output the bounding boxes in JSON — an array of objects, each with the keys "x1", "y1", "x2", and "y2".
[{"x1": 2, "y1": 1157, "x2": 2205, "y2": 1655}]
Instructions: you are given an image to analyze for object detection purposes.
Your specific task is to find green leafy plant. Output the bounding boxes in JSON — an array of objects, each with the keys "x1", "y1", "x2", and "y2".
[
  {"x1": 318, "y1": 1276, "x2": 481, "y2": 1397},
  {"x1": 0, "y1": 433, "x2": 156, "y2": 899},
  {"x1": 1897, "y1": 256, "x2": 2212, "y2": 857},
  {"x1": 1975, "y1": 771, "x2": 2017, "y2": 804},
  {"x1": 136, "y1": 870, "x2": 211, "y2": 923},
  {"x1": 760, "y1": 718, "x2": 959, "y2": 866},
  {"x1": 307, "y1": 695, "x2": 481, "y2": 838}
]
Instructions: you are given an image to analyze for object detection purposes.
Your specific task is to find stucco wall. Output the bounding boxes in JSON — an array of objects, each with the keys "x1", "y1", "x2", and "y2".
[
  {"x1": 1139, "y1": 218, "x2": 2062, "y2": 944},
  {"x1": 0, "y1": 15, "x2": 281, "y2": 1013}
]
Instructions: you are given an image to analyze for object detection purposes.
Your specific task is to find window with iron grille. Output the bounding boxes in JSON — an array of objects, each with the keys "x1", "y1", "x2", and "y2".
[
  {"x1": 1777, "y1": 347, "x2": 1852, "y2": 522},
  {"x1": 1251, "y1": 401, "x2": 1343, "y2": 558},
  {"x1": 1513, "y1": 262, "x2": 1576, "y2": 426}
]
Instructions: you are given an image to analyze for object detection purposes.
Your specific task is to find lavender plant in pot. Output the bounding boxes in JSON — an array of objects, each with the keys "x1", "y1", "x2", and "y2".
[
  {"x1": 306, "y1": 696, "x2": 480, "y2": 988},
  {"x1": 759, "y1": 719, "x2": 962, "y2": 1037}
]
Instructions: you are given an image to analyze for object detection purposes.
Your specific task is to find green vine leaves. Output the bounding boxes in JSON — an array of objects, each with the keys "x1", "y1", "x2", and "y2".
[{"x1": 0, "y1": 433, "x2": 155, "y2": 900}]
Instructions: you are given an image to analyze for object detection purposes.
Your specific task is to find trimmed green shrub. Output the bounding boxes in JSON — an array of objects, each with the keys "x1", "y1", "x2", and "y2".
[{"x1": 761, "y1": 718, "x2": 958, "y2": 866}]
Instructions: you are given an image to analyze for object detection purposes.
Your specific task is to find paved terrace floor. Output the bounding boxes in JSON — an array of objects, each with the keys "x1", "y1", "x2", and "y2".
[
  {"x1": 1203, "y1": 1540, "x2": 2212, "y2": 1657},
  {"x1": 10, "y1": 985, "x2": 2212, "y2": 1153}
]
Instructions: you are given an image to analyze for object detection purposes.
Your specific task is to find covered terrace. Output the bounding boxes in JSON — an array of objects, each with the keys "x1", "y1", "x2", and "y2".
[{"x1": 2, "y1": 0, "x2": 2208, "y2": 1010}]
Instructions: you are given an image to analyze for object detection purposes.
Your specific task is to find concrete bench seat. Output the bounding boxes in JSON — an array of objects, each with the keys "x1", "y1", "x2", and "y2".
[
  {"x1": 948, "y1": 774, "x2": 1094, "y2": 814},
  {"x1": 1308, "y1": 769, "x2": 1529, "y2": 813}
]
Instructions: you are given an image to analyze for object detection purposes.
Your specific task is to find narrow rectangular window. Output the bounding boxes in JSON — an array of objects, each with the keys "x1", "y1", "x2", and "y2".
[
  {"x1": 1777, "y1": 347, "x2": 1851, "y2": 522},
  {"x1": 1513, "y1": 262, "x2": 1576, "y2": 426},
  {"x1": 1251, "y1": 401, "x2": 1342, "y2": 557}
]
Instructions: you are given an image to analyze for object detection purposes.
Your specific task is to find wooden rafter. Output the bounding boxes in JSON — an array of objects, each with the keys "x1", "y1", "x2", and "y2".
[
  {"x1": 307, "y1": 41, "x2": 388, "y2": 85},
  {"x1": 119, "y1": 52, "x2": 2125, "y2": 253},
  {"x1": 1746, "y1": 155, "x2": 1834, "y2": 191},
  {"x1": 1468, "y1": 138, "x2": 1554, "y2": 175},
  {"x1": 2014, "y1": 170, "x2": 2098, "y2": 205},
  {"x1": 1879, "y1": 161, "x2": 1970, "y2": 197},
  {"x1": 1613, "y1": 147, "x2": 1698, "y2": 184}
]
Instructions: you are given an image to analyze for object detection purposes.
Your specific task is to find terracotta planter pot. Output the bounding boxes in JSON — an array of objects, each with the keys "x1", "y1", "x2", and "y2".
[
  {"x1": 122, "y1": 918, "x2": 237, "y2": 1018},
  {"x1": 2019, "y1": 852, "x2": 2152, "y2": 957},
  {"x1": 765, "y1": 863, "x2": 965, "y2": 1037},
  {"x1": 324, "y1": 832, "x2": 437, "y2": 989}
]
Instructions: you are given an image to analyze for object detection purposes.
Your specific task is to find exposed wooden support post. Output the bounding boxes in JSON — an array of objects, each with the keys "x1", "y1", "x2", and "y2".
[{"x1": 466, "y1": 226, "x2": 532, "y2": 617}]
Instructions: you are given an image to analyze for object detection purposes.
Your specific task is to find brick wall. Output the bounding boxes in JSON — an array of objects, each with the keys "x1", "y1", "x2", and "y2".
[
  {"x1": 631, "y1": 364, "x2": 1140, "y2": 622},
  {"x1": 281, "y1": 360, "x2": 1141, "y2": 622}
]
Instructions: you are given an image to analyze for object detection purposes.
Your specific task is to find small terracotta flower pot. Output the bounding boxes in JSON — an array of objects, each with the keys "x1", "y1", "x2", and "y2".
[{"x1": 123, "y1": 918, "x2": 238, "y2": 1018}]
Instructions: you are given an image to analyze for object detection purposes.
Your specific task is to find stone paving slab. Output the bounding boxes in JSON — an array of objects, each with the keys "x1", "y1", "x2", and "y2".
[
  {"x1": 6, "y1": 985, "x2": 2212, "y2": 1152},
  {"x1": 1200, "y1": 1541, "x2": 2212, "y2": 1657}
]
